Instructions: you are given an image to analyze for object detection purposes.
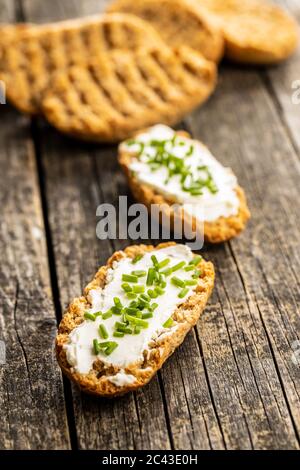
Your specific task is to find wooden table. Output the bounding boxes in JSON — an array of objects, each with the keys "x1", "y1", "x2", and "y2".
[{"x1": 0, "y1": 0, "x2": 299, "y2": 450}]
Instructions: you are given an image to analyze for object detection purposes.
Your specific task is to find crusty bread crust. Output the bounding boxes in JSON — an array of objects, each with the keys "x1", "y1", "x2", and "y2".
[
  {"x1": 118, "y1": 130, "x2": 250, "y2": 243},
  {"x1": 56, "y1": 242, "x2": 215, "y2": 397},
  {"x1": 41, "y1": 45, "x2": 216, "y2": 143},
  {"x1": 0, "y1": 13, "x2": 182, "y2": 115},
  {"x1": 195, "y1": 0, "x2": 298, "y2": 64},
  {"x1": 107, "y1": 0, "x2": 224, "y2": 63}
]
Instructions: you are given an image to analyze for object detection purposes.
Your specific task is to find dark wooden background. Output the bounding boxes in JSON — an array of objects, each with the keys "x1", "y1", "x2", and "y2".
[{"x1": 0, "y1": 0, "x2": 299, "y2": 450}]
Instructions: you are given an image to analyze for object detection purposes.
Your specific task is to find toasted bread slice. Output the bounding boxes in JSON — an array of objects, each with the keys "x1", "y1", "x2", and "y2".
[
  {"x1": 107, "y1": 0, "x2": 224, "y2": 62},
  {"x1": 56, "y1": 242, "x2": 215, "y2": 397},
  {"x1": 195, "y1": 0, "x2": 298, "y2": 64},
  {"x1": 0, "y1": 13, "x2": 174, "y2": 114},
  {"x1": 119, "y1": 127, "x2": 250, "y2": 243},
  {"x1": 41, "y1": 45, "x2": 216, "y2": 142}
]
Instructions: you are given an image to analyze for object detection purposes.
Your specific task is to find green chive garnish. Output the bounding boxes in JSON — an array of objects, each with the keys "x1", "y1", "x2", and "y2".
[
  {"x1": 93, "y1": 339, "x2": 100, "y2": 354},
  {"x1": 185, "y1": 280, "x2": 197, "y2": 286},
  {"x1": 133, "y1": 285, "x2": 145, "y2": 294},
  {"x1": 142, "y1": 312, "x2": 153, "y2": 319},
  {"x1": 151, "y1": 255, "x2": 159, "y2": 267},
  {"x1": 121, "y1": 283, "x2": 132, "y2": 292},
  {"x1": 163, "y1": 317, "x2": 174, "y2": 328},
  {"x1": 161, "y1": 267, "x2": 172, "y2": 277},
  {"x1": 178, "y1": 287, "x2": 189, "y2": 298},
  {"x1": 148, "y1": 289, "x2": 158, "y2": 298},
  {"x1": 131, "y1": 270, "x2": 146, "y2": 277},
  {"x1": 192, "y1": 269, "x2": 202, "y2": 279},
  {"x1": 184, "y1": 265, "x2": 195, "y2": 272},
  {"x1": 189, "y1": 255, "x2": 202, "y2": 266},
  {"x1": 171, "y1": 276, "x2": 186, "y2": 288},
  {"x1": 132, "y1": 254, "x2": 143, "y2": 264},
  {"x1": 113, "y1": 331, "x2": 124, "y2": 338},
  {"x1": 126, "y1": 292, "x2": 137, "y2": 299},
  {"x1": 99, "y1": 324, "x2": 109, "y2": 340},
  {"x1": 157, "y1": 258, "x2": 170, "y2": 270},
  {"x1": 84, "y1": 312, "x2": 96, "y2": 321},
  {"x1": 154, "y1": 286, "x2": 165, "y2": 296},
  {"x1": 102, "y1": 310, "x2": 113, "y2": 320},
  {"x1": 104, "y1": 342, "x2": 118, "y2": 356},
  {"x1": 134, "y1": 326, "x2": 141, "y2": 335},
  {"x1": 125, "y1": 314, "x2": 149, "y2": 328},
  {"x1": 146, "y1": 268, "x2": 156, "y2": 286},
  {"x1": 122, "y1": 274, "x2": 138, "y2": 283},
  {"x1": 150, "y1": 302, "x2": 158, "y2": 311},
  {"x1": 140, "y1": 293, "x2": 150, "y2": 302},
  {"x1": 171, "y1": 261, "x2": 186, "y2": 272}
]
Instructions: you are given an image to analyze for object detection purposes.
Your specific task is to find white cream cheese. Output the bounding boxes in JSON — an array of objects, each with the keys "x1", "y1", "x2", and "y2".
[
  {"x1": 65, "y1": 245, "x2": 199, "y2": 374},
  {"x1": 107, "y1": 370, "x2": 137, "y2": 387},
  {"x1": 122, "y1": 124, "x2": 240, "y2": 222}
]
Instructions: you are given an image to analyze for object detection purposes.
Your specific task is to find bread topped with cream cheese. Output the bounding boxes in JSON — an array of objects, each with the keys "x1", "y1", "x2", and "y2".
[
  {"x1": 56, "y1": 242, "x2": 214, "y2": 397},
  {"x1": 118, "y1": 125, "x2": 250, "y2": 243}
]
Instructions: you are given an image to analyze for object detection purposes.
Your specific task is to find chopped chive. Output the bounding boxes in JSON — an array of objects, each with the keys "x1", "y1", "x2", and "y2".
[
  {"x1": 146, "y1": 268, "x2": 156, "y2": 286},
  {"x1": 142, "y1": 312, "x2": 153, "y2": 319},
  {"x1": 125, "y1": 314, "x2": 149, "y2": 328},
  {"x1": 136, "y1": 311, "x2": 142, "y2": 318},
  {"x1": 148, "y1": 289, "x2": 158, "y2": 299},
  {"x1": 184, "y1": 265, "x2": 195, "y2": 272},
  {"x1": 151, "y1": 255, "x2": 159, "y2": 267},
  {"x1": 171, "y1": 261, "x2": 186, "y2": 272},
  {"x1": 98, "y1": 341, "x2": 112, "y2": 349},
  {"x1": 126, "y1": 292, "x2": 137, "y2": 299},
  {"x1": 163, "y1": 317, "x2": 174, "y2": 328},
  {"x1": 126, "y1": 307, "x2": 139, "y2": 316},
  {"x1": 115, "y1": 321, "x2": 127, "y2": 330},
  {"x1": 189, "y1": 255, "x2": 202, "y2": 266},
  {"x1": 113, "y1": 331, "x2": 124, "y2": 338},
  {"x1": 99, "y1": 324, "x2": 109, "y2": 340},
  {"x1": 93, "y1": 339, "x2": 100, "y2": 354},
  {"x1": 94, "y1": 311, "x2": 102, "y2": 318},
  {"x1": 140, "y1": 293, "x2": 150, "y2": 302},
  {"x1": 157, "y1": 258, "x2": 170, "y2": 270},
  {"x1": 185, "y1": 280, "x2": 197, "y2": 286},
  {"x1": 131, "y1": 270, "x2": 146, "y2": 277},
  {"x1": 186, "y1": 145, "x2": 194, "y2": 156},
  {"x1": 122, "y1": 274, "x2": 138, "y2": 283},
  {"x1": 121, "y1": 283, "x2": 132, "y2": 293},
  {"x1": 104, "y1": 342, "x2": 118, "y2": 356},
  {"x1": 161, "y1": 267, "x2": 172, "y2": 277},
  {"x1": 102, "y1": 310, "x2": 113, "y2": 320},
  {"x1": 111, "y1": 306, "x2": 122, "y2": 315},
  {"x1": 178, "y1": 287, "x2": 189, "y2": 298},
  {"x1": 171, "y1": 276, "x2": 186, "y2": 288},
  {"x1": 150, "y1": 302, "x2": 158, "y2": 311},
  {"x1": 114, "y1": 297, "x2": 122, "y2": 307},
  {"x1": 138, "y1": 298, "x2": 150, "y2": 309},
  {"x1": 133, "y1": 285, "x2": 145, "y2": 294},
  {"x1": 192, "y1": 269, "x2": 202, "y2": 279},
  {"x1": 129, "y1": 300, "x2": 138, "y2": 308},
  {"x1": 123, "y1": 327, "x2": 133, "y2": 334},
  {"x1": 134, "y1": 326, "x2": 141, "y2": 335},
  {"x1": 84, "y1": 312, "x2": 96, "y2": 321},
  {"x1": 154, "y1": 286, "x2": 165, "y2": 296},
  {"x1": 132, "y1": 254, "x2": 143, "y2": 264}
]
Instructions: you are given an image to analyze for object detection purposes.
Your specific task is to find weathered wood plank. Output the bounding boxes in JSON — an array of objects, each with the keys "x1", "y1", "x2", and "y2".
[
  {"x1": 186, "y1": 63, "x2": 300, "y2": 448},
  {"x1": 0, "y1": 1, "x2": 70, "y2": 449},
  {"x1": 264, "y1": 1, "x2": 300, "y2": 153}
]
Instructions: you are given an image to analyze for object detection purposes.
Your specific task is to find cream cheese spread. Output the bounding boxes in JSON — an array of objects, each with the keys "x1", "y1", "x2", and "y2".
[
  {"x1": 65, "y1": 245, "x2": 200, "y2": 375},
  {"x1": 122, "y1": 124, "x2": 240, "y2": 222}
]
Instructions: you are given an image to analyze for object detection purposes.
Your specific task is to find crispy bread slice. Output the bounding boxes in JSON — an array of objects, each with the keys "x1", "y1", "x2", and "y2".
[
  {"x1": 56, "y1": 242, "x2": 215, "y2": 397},
  {"x1": 119, "y1": 129, "x2": 250, "y2": 243},
  {"x1": 107, "y1": 0, "x2": 224, "y2": 62},
  {"x1": 195, "y1": 0, "x2": 298, "y2": 64},
  {"x1": 0, "y1": 13, "x2": 172, "y2": 114},
  {"x1": 41, "y1": 45, "x2": 216, "y2": 142}
]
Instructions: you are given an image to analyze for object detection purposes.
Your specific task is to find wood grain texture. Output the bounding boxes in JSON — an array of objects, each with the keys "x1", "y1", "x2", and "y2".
[
  {"x1": 0, "y1": 0, "x2": 298, "y2": 450},
  {"x1": 0, "y1": 0, "x2": 70, "y2": 448}
]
